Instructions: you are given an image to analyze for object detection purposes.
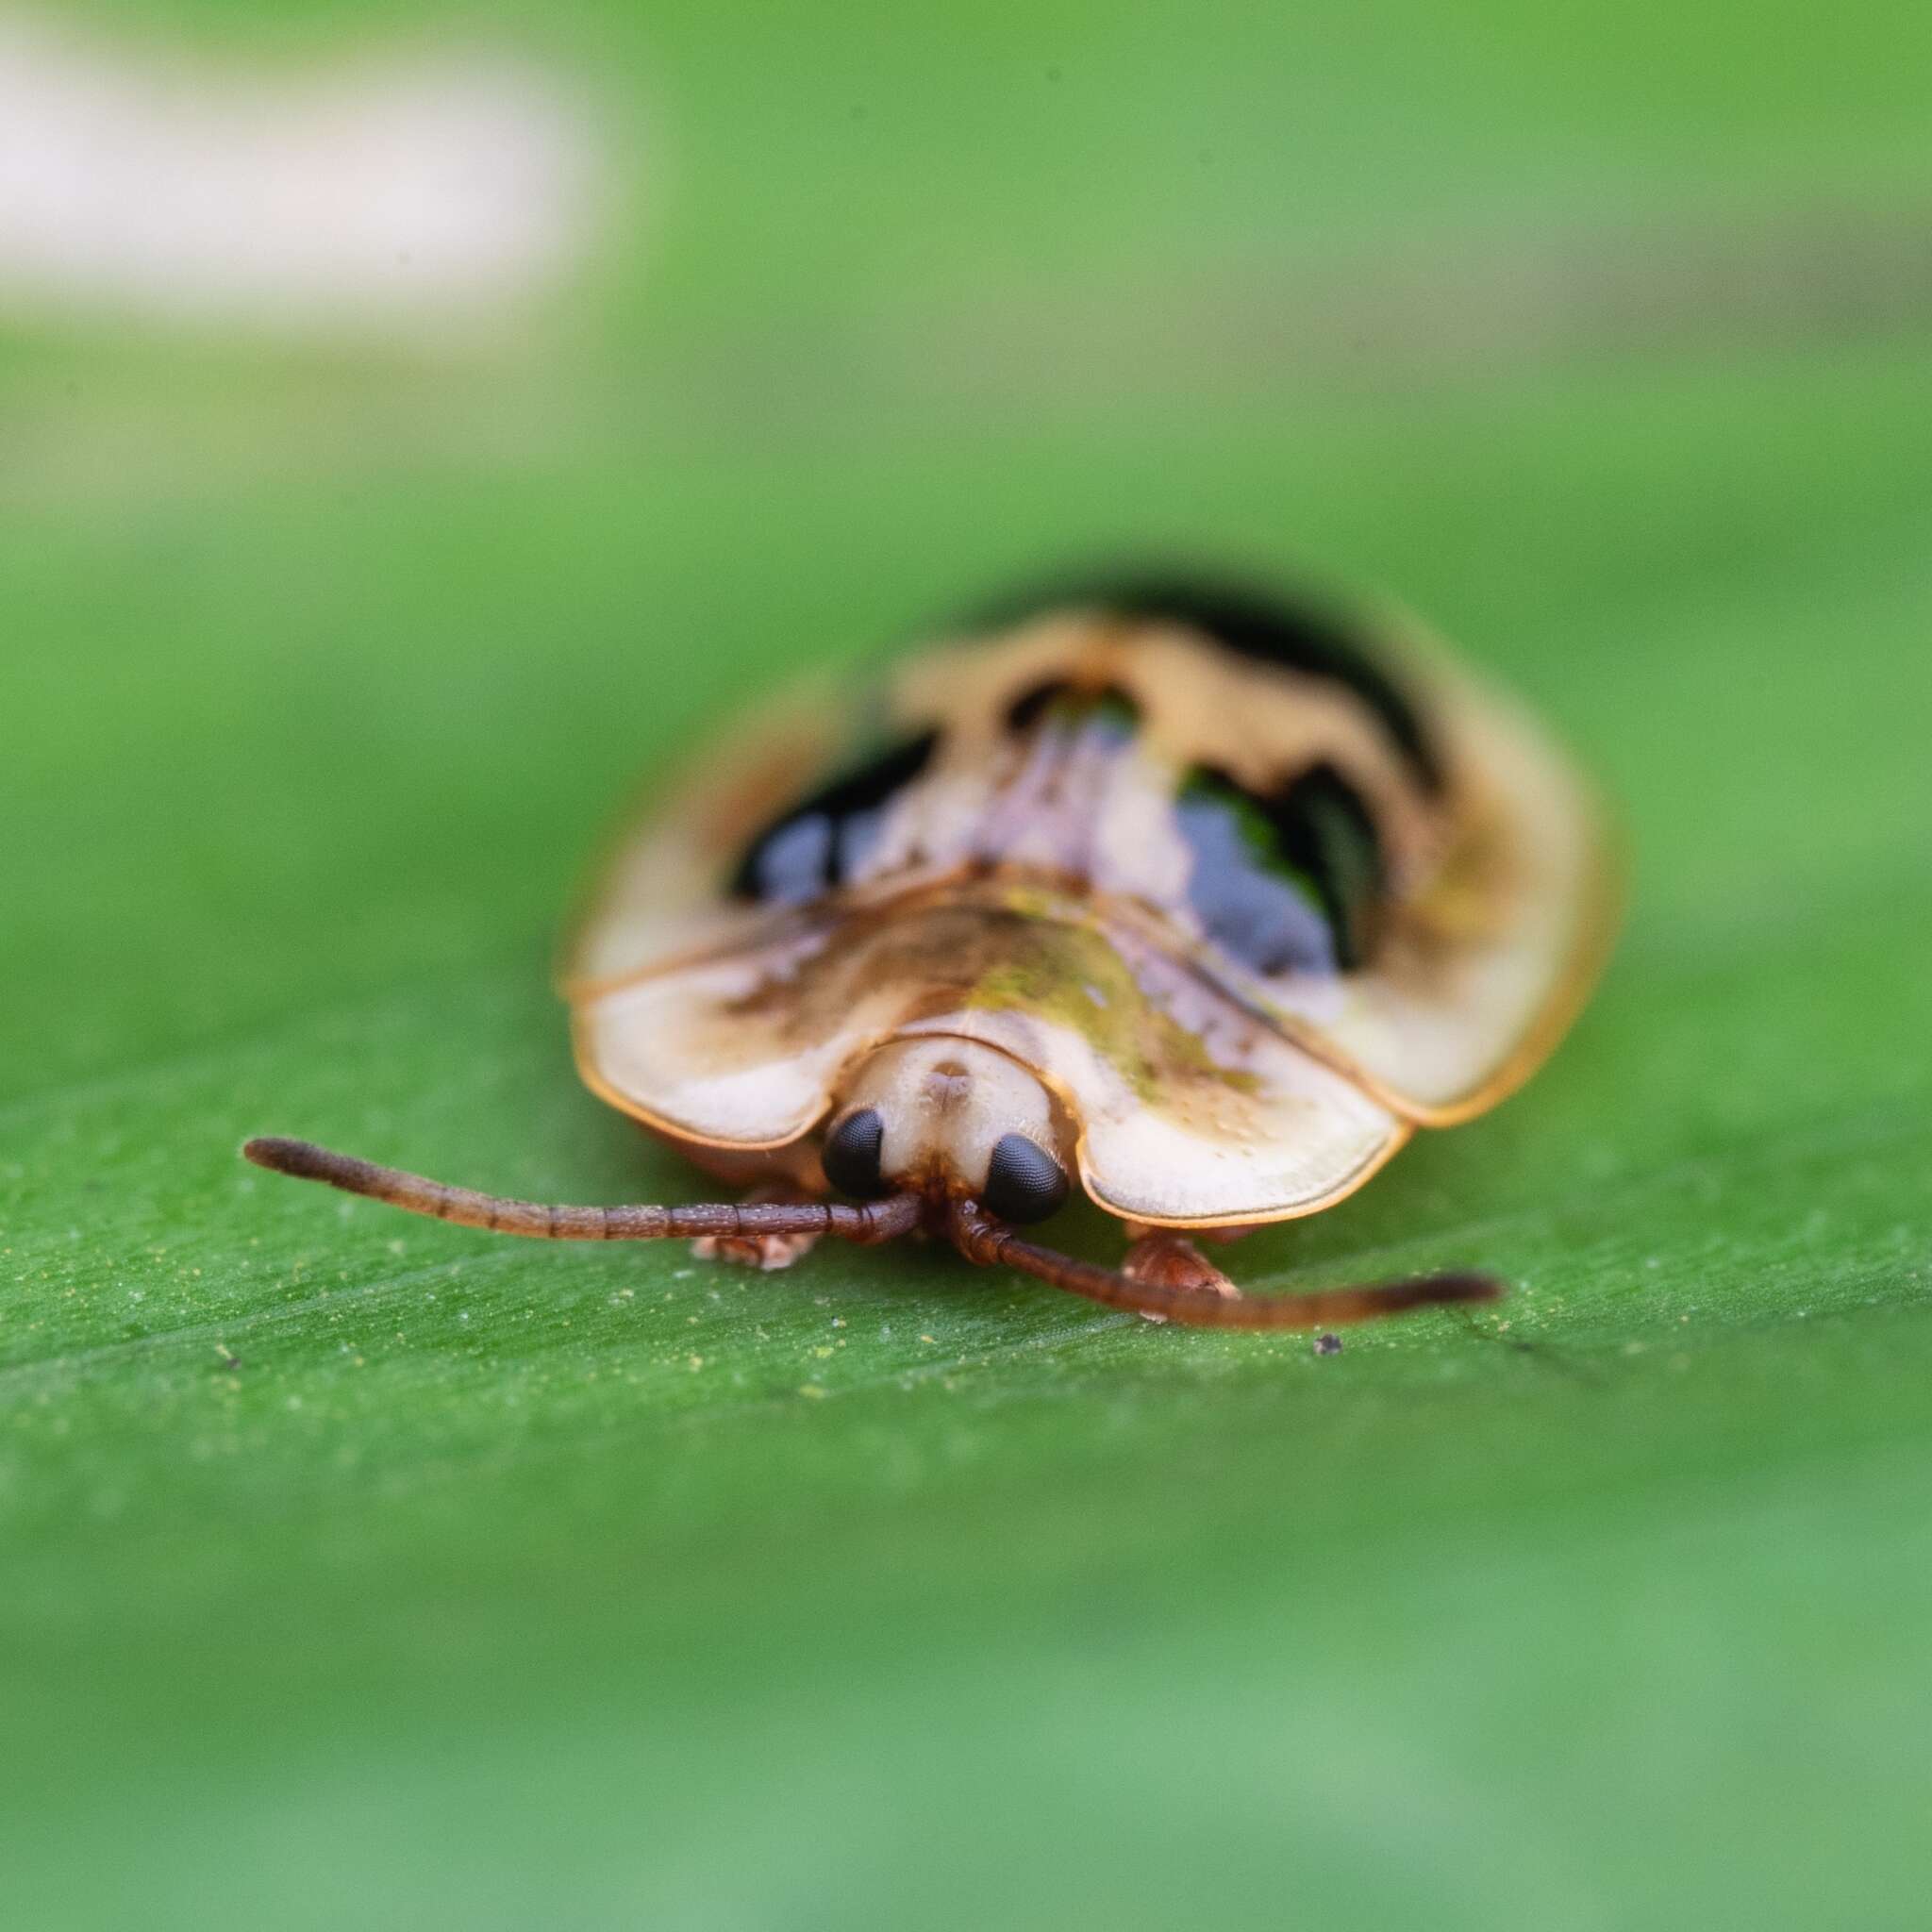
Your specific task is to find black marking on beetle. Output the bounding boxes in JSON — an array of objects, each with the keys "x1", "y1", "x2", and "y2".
[
  {"x1": 1270, "y1": 763, "x2": 1386, "y2": 970},
  {"x1": 1175, "y1": 760, "x2": 1386, "y2": 976},
  {"x1": 975, "y1": 568, "x2": 1442, "y2": 791},
  {"x1": 732, "y1": 731, "x2": 940, "y2": 904},
  {"x1": 1007, "y1": 679, "x2": 1071, "y2": 733},
  {"x1": 1004, "y1": 678, "x2": 1141, "y2": 737}
]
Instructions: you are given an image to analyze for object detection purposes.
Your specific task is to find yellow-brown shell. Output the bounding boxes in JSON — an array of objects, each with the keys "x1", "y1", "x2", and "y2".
[{"x1": 560, "y1": 581, "x2": 1614, "y2": 1228}]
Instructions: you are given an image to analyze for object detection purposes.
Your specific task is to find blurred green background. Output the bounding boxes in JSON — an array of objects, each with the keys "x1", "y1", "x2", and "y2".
[{"x1": 5, "y1": 2, "x2": 1931, "y2": 1925}]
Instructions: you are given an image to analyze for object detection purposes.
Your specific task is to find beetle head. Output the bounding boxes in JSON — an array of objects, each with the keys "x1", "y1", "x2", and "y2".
[{"x1": 821, "y1": 1038, "x2": 1074, "y2": 1224}]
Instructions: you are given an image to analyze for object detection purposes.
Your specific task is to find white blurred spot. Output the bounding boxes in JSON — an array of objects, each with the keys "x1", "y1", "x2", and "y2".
[{"x1": 0, "y1": 15, "x2": 602, "y2": 336}]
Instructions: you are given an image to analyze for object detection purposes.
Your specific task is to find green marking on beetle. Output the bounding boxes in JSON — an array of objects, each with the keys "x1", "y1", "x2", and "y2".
[{"x1": 963, "y1": 918, "x2": 1264, "y2": 1103}]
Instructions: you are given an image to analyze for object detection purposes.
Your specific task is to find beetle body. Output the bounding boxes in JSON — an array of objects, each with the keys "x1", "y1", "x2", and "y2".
[{"x1": 248, "y1": 571, "x2": 1613, "y2": 1328}]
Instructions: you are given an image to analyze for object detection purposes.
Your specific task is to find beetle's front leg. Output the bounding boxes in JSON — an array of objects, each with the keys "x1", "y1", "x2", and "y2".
[
  {"x1": 1121, "y1": 1225, "x2": 1243, "y2": 1304},
  {"x1": 691, "y1": 1185, "x2": 825, "y2": 1272}
]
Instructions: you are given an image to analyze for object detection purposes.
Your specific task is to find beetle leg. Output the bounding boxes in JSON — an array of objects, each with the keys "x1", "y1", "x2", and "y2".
[
  {"x1": 1122, "y1": 1228, "x2": 1240, "y2": 1307},
  {"x1": 691, "y1": 1184, "x2": 825, "y2": 1272}
]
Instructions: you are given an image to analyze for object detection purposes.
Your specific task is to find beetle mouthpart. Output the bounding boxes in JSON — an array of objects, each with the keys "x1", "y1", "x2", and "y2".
[
  {"x1": 241, "y1": 1137, "x2": 920, "y2": 1244},
  {"x1": 945, "y1": 1197, "x2": 1501, "y2": 1329}
]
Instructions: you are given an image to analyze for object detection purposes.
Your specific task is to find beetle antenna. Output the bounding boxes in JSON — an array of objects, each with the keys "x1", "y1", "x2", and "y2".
[
  {"x1": 948, "y1": 1199, "x2": 1500, "y2": 1329},
  {"x1": 241, "y1": 1138, "x2": 921, "y2": 1244}
]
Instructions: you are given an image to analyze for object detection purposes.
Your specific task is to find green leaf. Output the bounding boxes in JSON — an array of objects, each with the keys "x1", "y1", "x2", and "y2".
[{"x1": 6, "y1": 4, "x2": 1932, "y2": 1927}]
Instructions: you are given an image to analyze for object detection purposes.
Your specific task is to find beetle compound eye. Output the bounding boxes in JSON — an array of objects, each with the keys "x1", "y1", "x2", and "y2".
[
  {"x1": 822, "y1": 1108, "x2": 890, "y2": 1198},
  {"x1": 983, "y1": 1133, "x2": 1070, "y2": 1224}
]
